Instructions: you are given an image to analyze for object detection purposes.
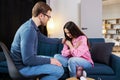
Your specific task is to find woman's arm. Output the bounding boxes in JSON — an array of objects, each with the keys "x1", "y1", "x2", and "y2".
[
  {"x1": 65, "y1": 40, "x2": 82, "y2": 49},
  {"x1": 61, "y1": 44, "x2": 71, "y2": 57},
  {"x1": 69, "y1": 36, "x2": 89, "y2": 57}
]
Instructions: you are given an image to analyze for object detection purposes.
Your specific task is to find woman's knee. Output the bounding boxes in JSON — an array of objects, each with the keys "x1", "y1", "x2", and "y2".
[
  {"x1": 54, "y1": 54, "x2": 60, "y2": 57},
  {"x1": 68, "y1": 57, "x2": 77, "y2": 64},
  {"x1": 54, "y1": 54, "x2": 62, "y2": 62}
]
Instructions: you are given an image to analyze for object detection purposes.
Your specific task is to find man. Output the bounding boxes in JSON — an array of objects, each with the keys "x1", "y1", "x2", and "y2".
[{"x1": 10, "y1": 1, "x2": 64, "y2": 80}]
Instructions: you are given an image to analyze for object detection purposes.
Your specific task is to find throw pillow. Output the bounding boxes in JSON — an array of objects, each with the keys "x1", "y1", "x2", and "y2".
[{"x1": 90, "y1": 42, "x2": 114, "y2": 65}]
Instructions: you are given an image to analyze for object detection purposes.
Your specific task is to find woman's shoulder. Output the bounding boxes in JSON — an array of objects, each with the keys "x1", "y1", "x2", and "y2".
[{"x1": 77, "y1": 35, "x2": 87, "y2": 40}]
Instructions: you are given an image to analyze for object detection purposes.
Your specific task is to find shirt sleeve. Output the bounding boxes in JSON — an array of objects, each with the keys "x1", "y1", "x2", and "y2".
[
  {"x1": 38, "y1": 31, "x2": 62, "y2": 44},
  {"x1": 61, "y1": 44, "x2": 71, "y2": 57},
  {"x1": 70, "y1": 36, "x2": 89, "y2": 57}
]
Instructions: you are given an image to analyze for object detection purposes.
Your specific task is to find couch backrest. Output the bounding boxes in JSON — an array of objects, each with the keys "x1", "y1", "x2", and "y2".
[
  {"x1": 88, "y1": 38, "x2": 105, "y2": 46},
  {"x1": 37, "y1": 38, "x2": 105, "y2": 57},
  {"x1": 37, "y1": 38, "x2": 63, "y2": 57}
]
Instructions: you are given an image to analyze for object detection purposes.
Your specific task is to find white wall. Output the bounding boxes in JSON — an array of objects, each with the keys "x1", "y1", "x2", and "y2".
[
  {"x1": 47, "y1": 0, "x2": 81, "y2": 38},
  {"x1": 103, "y1": 3, "x2": 120, "y2": 19},
  {"x1": 47, "y1": 0, "x2": 102, "y2": 38}
]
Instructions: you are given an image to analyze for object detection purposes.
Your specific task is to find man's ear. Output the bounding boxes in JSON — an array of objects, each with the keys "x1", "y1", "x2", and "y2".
[{"x1": 38, "y1": 13, "x2": 43, "y2": 18}]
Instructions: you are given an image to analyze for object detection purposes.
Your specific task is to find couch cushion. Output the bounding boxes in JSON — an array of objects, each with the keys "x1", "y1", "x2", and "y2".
[
  {"x1": 85, "y1": 63, "x2": 114, "y2": 75},
  {"x1": 90, "y1": 42, "x2": 114, "y2": 65}
]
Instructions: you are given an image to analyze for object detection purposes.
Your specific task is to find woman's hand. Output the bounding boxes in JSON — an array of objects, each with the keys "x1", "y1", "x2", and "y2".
[
  {"x1": 65, "y1": 40, "x2": 73, "y2": 49},
  {"x1": 62, "y1": 38, "x2": 66, "y2": 44},
  {"x1": 65, "y1": 40, "x2": 71, "y2": 46}
]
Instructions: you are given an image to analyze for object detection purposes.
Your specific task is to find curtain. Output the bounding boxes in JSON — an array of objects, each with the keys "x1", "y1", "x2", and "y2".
[{"x1": 0, "y1": 0, "x2": 47, "y2": 50}]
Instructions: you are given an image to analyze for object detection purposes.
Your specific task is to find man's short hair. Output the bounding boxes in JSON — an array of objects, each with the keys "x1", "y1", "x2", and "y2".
[{"x1": 32, "y1": 1, "x2": 52, "y2": 17}]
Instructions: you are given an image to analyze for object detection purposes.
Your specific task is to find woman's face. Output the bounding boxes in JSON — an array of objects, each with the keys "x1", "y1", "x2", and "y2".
[{"x1": 64, "y1": 28, "x2": 73, "y2": 38}]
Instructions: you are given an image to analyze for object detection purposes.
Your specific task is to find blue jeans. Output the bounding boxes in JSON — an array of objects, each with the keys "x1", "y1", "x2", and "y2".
[
  {"x1": 20, "y1": 63, "x2": 64, "y2": 80},
  {"x1": 54, "y1": 54, "x2": 92, "y2": 77}
]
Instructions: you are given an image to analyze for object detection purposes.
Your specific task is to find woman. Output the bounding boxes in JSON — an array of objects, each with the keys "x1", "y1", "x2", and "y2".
[{"x1": 54, "y1": 21, "x2": 94, "y2": 78}]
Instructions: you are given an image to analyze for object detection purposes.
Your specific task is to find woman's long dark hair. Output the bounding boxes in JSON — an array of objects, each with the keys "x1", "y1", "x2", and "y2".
[{"x1": 63, "y1": 21, "x2": 90, "y2": 48}]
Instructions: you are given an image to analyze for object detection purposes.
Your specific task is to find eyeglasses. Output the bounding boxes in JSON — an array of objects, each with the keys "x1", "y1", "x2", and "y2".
[{"x1": 42, "y1": 13, "x2": 51, "y2": 19}]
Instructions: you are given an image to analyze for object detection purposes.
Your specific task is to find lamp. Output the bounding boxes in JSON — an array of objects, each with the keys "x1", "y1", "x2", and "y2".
[
  {"x1": 102, "y1": 29, "x2": 106, "y2": 34},
  {"x1": 47, "y1": 18, "x2": 55, "y2": 37}
]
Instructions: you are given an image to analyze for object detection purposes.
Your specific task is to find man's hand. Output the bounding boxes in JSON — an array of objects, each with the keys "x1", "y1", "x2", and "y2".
[{"x1": 50, "y1": 58, "x2": 62, "y2": 66}]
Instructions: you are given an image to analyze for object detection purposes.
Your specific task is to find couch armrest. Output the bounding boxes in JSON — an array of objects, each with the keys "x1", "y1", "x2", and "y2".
[{"x1": 110, "y1": 54, "x2": 120, "y2": 80}]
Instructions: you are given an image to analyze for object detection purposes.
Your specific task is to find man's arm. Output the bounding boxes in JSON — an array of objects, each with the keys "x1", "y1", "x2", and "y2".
[{"x1": 38, "y1": 31, "x2": 62, "y2": 44}]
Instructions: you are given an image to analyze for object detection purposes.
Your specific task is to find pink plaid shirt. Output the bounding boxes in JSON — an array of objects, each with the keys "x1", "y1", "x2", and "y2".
[{"x1": 61, "y1": 36, "x2": 94, "y2": 65}]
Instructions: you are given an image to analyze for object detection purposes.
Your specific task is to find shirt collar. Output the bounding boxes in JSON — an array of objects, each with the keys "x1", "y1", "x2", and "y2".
[{"x1": 30, "y1": 18, "x2": 39, "y2": 32}]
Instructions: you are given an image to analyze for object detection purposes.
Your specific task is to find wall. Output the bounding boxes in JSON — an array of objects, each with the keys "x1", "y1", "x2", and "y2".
[
  {"x1": 103, "y1": 3, "x2": 120, "y2": 19},
  {"x1": 47, "y1": 0, "x2": 81, "y2": 38},
  {"x1": 47, "y1": 0, "x2": 102, "y2": 38}
]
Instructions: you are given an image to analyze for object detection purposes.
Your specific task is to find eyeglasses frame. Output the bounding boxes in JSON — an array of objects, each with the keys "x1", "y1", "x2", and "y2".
[{"x1": 42, "y1": 13, "x2": 51, "y2": 19}]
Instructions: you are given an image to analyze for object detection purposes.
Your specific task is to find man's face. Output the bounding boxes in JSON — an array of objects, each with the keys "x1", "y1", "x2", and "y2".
[{"x1": 40, "y1": 10, "x2": 51, "y2": 26}]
